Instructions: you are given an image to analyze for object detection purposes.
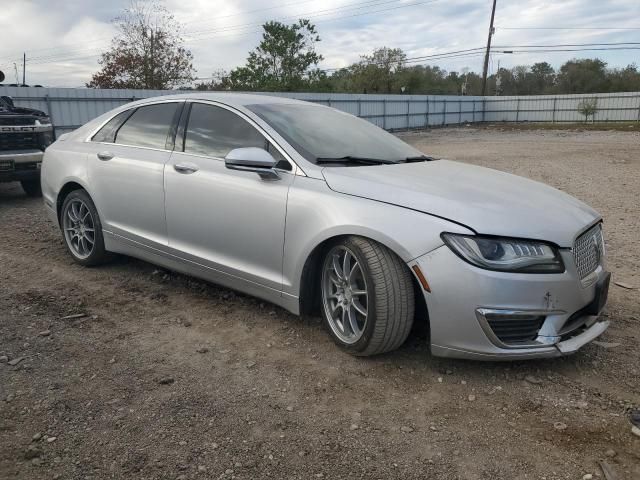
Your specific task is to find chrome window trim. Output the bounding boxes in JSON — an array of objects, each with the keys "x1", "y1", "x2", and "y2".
[
  {"x1": 184, "y1": 100, "x2": 305, "y2": 177},
  {"x1": 83, "y1": 98, "x2": 305, "y2": 176}
]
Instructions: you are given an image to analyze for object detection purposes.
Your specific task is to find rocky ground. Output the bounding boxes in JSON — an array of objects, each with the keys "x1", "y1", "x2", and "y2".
[{"x1": 1, "y1": 127, "x2": 639, "y2": 480}]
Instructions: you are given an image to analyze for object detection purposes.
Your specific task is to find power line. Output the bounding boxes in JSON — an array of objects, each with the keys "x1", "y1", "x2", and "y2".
[
  {"x1": 7, "y1": 0, "x2": 439, "y2": 67},
  {"x1": 497, "y1": 26, "x2": 640, "y2": 30}
]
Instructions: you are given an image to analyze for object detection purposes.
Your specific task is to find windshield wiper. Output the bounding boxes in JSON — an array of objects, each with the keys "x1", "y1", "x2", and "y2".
[
  {"x1": 403, "y1": 155, "x2": 437, "y2": 162},
  {"x1": 315, "y1": 156, "x2": 398, "y2": 165}
]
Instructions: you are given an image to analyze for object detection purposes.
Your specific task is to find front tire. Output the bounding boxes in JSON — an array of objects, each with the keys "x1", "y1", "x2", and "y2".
[
  {"x1": 320, "y1": 236, "x2": 415, "y2": 356},
  {"x1": 21, "y1": 179, "x2": 42, "y2": 197},
  {"x1": 60, "y1": 190, "x2": 110, "y2": 266}
]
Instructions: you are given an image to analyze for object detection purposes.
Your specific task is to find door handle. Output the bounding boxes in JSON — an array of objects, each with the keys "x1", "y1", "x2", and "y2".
[
  {"x1": 97, "y1": 151, "x2": 114, "y2": 161},
  {"x1": 174, "y1": 163, "x2": 199, "y2": 174}
]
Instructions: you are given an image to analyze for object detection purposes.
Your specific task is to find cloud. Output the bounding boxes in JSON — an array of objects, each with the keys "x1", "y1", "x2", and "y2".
[{"x1": 1, "y1": 0, "x2": 639, "y2": 87}]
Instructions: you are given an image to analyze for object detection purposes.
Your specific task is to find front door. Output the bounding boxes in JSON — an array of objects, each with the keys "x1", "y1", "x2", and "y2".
[{"x1": 164, "y1": 102, "x2": 294, "y2": 292}]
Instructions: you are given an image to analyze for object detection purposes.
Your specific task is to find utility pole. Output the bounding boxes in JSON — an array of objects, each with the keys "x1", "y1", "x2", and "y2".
[
  {"x1": 481, "y1": 0, "x2": 497, "y2": 96},
  {"x1": 22, "y1": 53, "x2": 26, "y2": 85}
]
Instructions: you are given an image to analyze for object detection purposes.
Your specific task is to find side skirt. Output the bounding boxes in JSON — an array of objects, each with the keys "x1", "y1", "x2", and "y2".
[{"x1": 103, "y1": 230, "x2": 300, "y2": 315}]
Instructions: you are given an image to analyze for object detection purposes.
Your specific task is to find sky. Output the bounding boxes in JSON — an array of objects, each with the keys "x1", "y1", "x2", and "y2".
[{"x1": 0, "y1": 0, "x2": 639, "y2": 87}]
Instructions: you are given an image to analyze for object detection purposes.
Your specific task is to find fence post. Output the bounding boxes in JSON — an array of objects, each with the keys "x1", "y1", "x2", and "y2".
[
  {"x1": 382, "y1": 99, "x2": 387, "y2": 130},
  {"x1": 425, "y1": 97, "x2": 429, "y2": 128},
  {"x1": 552, "y1": 97, "x2": 557, "y2": 123},
  {"x1": 636, "y1": 94, "x2": 640, "y2": 122},
  {"x1": 327, "y1": 98, "x2": 332, "y2": 108},
  {"x1": 472, "y1": 99, "x2": 476, "y2": 123},
  {"x1": 442, "y1": 99, "x2": 446, "y2": 126},
  {"x1": 459, "y1": 99, "x2": 462, "y2": 125},
  {"x1": 406, "y1": 99, "x2": 410, "y2": 131},
  {"x1": 482, "y1": 98, "x2": 486, "y2": 122},
  {"x1": 516, "y1": 98, "x2": 520, "y2": 123},
  {"x1": 357, "y1": 98, "x2": 361, "y2": 118}
]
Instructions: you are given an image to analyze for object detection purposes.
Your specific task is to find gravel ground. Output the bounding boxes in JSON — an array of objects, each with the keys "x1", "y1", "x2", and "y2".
[{"x1": 1, "y1": 127, "x2": 639, "y2": 480}]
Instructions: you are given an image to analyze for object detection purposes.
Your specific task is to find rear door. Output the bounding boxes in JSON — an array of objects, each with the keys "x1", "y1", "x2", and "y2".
[
  {"x1": 164, "y1": 101, "x2": 294, "y2": 291},
  {"x1": 87, "y1": 101, "x2": 182, "y2": 246}
]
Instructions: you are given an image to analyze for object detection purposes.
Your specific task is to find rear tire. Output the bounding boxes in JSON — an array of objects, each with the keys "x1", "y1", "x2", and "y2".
[
  {"x1": 21, "y1": 179, "x2": 42, "y2": 197},
  {"x1": 60, "y1": 189, "x2": 111, "y2": 266},
  {"x1": 320, "y1": 236, "x2": 415, "y2": 356}
]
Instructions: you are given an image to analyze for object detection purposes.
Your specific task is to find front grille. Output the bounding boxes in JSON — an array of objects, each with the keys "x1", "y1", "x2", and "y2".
[
  {"x1": 485, "y1": 313, "x2": 546, "y2": 345},
  {"x1": 0, "y1": 132, "x2": 40, "y2": 151},
  {"x1": 0, "y1": 116, "x2": 36, "y2": 126},
  {"x1": 573, "y1": 224, "x2": 604, "y2": 280}
]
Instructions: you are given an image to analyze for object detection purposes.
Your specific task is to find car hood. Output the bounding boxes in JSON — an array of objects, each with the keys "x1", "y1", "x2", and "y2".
[{"x1": 322, "y1": 160, "x2": 600, "y2": 247}]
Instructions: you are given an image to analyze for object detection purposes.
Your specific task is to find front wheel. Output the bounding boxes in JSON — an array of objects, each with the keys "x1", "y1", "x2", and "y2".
[
  {"x1": 320, "y1": 236, "x2": 415, "y2": 356},
  {"x1": 60, "y1": 190, "x2": 111, "y2": 266},
  {"x1": 21, "y1": 179, "x2": 42, "y2": 197}
]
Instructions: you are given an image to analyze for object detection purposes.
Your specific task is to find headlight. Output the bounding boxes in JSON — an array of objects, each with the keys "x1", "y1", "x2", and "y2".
[{"x1": 441, "y1": 233, "x2": 565, "y2": 273}]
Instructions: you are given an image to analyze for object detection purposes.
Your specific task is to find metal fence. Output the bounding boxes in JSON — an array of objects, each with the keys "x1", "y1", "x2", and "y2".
[{"x1": 1, "y1": 86, "x2": 639, "y2": 138}]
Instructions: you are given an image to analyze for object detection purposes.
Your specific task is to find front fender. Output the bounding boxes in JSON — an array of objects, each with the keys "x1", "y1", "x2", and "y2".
[{"x1": 282, "y1": 176, "x2": 473, "y2": 297}]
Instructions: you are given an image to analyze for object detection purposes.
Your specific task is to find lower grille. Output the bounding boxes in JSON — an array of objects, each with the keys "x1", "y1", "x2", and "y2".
[
  {"x1": 485, "y1": 313, "x2": 545, "y2": 345},
  {"x1": 0, "y1": 132, "x2": 41, "y2": 151},
  {"x1": 573, "y1": 224, "x2": 604, "y2": 280}
]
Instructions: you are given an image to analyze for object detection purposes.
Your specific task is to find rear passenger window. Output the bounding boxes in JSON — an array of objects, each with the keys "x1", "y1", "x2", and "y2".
[
  {"x1": 115, "y1": 103, "x2": 179, "y2": 149},
  {"x1": 184, "y1": 103, "x2": 267, "y2": 158},
  {"x1": 91, "y1": 110, "x2": 131, "y2": 143}
]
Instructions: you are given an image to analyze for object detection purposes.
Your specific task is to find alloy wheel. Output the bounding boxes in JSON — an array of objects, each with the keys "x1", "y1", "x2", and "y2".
[
  {"x1": 321, "y1": 245, "x2": 369, "y2": 344},
  {"x1": 63, "y1": 199, "x2": 96, "y2": 259}
]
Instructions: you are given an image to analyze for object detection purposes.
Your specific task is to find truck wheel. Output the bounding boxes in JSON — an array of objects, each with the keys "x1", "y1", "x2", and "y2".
[
  {"x1": 320, "y1": 236, "x2": 415, "y2": 356},
  {"x1": 21, "y1": 179, "x2": 42, "y2": 197},
  {"x1": 60, "y1": 189, "x2": 111, "y2": 266}
]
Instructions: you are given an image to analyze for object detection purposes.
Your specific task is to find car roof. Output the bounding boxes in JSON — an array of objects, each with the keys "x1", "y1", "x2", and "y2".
[{"x1": 134, "y1": 92, "x2": 312, "y2": 107}]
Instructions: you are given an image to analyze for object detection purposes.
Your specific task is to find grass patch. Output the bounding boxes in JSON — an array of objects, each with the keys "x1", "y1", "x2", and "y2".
[{"x1": 480, "y1": 122, "x2": 640, "y2": 132}]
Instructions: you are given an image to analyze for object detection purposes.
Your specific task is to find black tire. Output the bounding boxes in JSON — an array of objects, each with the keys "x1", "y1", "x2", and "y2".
[
  {"x1": 320, "y1": 236, "x2": 415, "y2": 356},
  {"x1": 21, "y1": 179, "x2": 42, "y2": 197},
  {"x1": 60, "y1": 189, "x2": 111, "y2": 266}
]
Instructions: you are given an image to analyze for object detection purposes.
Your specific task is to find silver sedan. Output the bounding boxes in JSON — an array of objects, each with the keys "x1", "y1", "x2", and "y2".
[{"x1": 41, "y1": 93, "x2": 610, "y2": 360}]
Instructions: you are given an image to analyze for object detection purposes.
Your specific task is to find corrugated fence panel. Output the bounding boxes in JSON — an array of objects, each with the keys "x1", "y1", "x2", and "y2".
[{"x1": 1, "y1": 86, "x2": 639, "y2": 136}]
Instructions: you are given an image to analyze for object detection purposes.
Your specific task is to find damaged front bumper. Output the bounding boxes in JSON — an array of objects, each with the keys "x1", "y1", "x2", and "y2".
[{"x1": 412, "y1": 245, "x2": 610, "y2": 361}]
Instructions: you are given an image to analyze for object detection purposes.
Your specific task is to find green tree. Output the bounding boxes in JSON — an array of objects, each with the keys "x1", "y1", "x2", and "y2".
[
  {"x1": 530, "y1": 62, "x2": 556, "y2": 93},
  {"x1": 87, "y1": 0, "x2": 195, "y2": 89},
  {"x1": 228, "y1": 19, "x2": 324, "y2": 91},
  {"x1": 556, "y1": 59, "x2": 609, "y2": 93}
]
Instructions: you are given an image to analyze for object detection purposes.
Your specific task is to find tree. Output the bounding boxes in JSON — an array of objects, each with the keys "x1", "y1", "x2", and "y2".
[
  {"x1": 228, "y1": 19, "x2": 324, "y2": 91},
  {"x1": 87, "y1": 0, "x2": 195, "y2": 89},
  {"x1": 530, "y1": 62, "x2": 555, "y2": 93},
  {"x1": 577, "y1": 98, "x2": 598, "y2": 122},
  {"x1": 556, "y1": 59, "x2": 609, "y2": 94}
]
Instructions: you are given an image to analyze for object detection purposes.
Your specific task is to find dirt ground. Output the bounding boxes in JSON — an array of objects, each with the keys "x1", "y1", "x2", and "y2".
[{"x1": 1, "y1": 127, "x2": 639, "y2": 480}]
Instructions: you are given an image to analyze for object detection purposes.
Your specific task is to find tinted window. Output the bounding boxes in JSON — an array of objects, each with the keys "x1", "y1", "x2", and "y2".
[
  {"x1": 247, "y1": 103, "x2": 422, "y2": 164},
  {"x1": 92, "y1": 110, "x2": 132, "y2": 143},
  {"x1": 184, "y1": 103, "x2": 267, "y2": 158},
  {"x1": 115, "y1": 103, "x2": 178, "y2": 149}
]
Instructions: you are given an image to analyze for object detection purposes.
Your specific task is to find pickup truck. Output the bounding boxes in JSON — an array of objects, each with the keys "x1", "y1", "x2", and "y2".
[{"x1": 0, "y1": 95, "x2": 54, "y2": 196}]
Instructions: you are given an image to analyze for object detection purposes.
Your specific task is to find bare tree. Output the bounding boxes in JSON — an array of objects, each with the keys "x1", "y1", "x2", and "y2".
[{"x1": 87, "y1": 0, "x2": 195, "y2": 89}]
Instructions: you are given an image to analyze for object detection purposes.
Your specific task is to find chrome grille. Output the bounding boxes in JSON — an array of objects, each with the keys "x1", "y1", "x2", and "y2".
[{"x1": 573, "y1": 224, "x2": 604, "y2": 280}]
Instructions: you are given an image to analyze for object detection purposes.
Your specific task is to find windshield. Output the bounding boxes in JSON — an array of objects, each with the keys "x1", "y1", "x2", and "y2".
[{"x1": 247, "y1": 103, "x2": 424, "y2": 164}]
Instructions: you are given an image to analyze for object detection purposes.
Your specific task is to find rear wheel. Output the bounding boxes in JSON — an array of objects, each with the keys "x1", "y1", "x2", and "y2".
[
  {"x1": 21, "y1": 179, "x2": 42, "y2": 197},
  {"x1": 320, "y1": 236, "x2": 415, "y2": 356},
  {"x1": 60, "y1": 190, "x2": 110, "y2": 266}
]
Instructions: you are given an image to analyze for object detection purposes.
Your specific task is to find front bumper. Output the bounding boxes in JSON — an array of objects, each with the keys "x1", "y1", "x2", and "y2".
[
  {"x1": 413, "y1": 245, "x2": 609, "y2": 360},
  {"x1": 0, "y1": 150, "x2": 43, "y2": 182}
]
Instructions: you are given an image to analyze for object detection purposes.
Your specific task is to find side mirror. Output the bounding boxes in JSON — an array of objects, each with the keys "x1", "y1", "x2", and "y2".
[{"x1": 225, "y1": 147, "x2": 279, "y2": 180}]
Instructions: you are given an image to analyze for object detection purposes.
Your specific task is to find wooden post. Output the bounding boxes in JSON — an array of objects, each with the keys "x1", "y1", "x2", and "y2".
[{"x1": 383, "y1": 99, "x2": 387, "y2": 130}]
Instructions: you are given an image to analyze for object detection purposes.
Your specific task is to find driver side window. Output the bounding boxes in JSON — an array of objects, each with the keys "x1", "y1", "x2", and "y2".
[{"x1": 184, "y1": 103, "x2": 290, "y2": 171}]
